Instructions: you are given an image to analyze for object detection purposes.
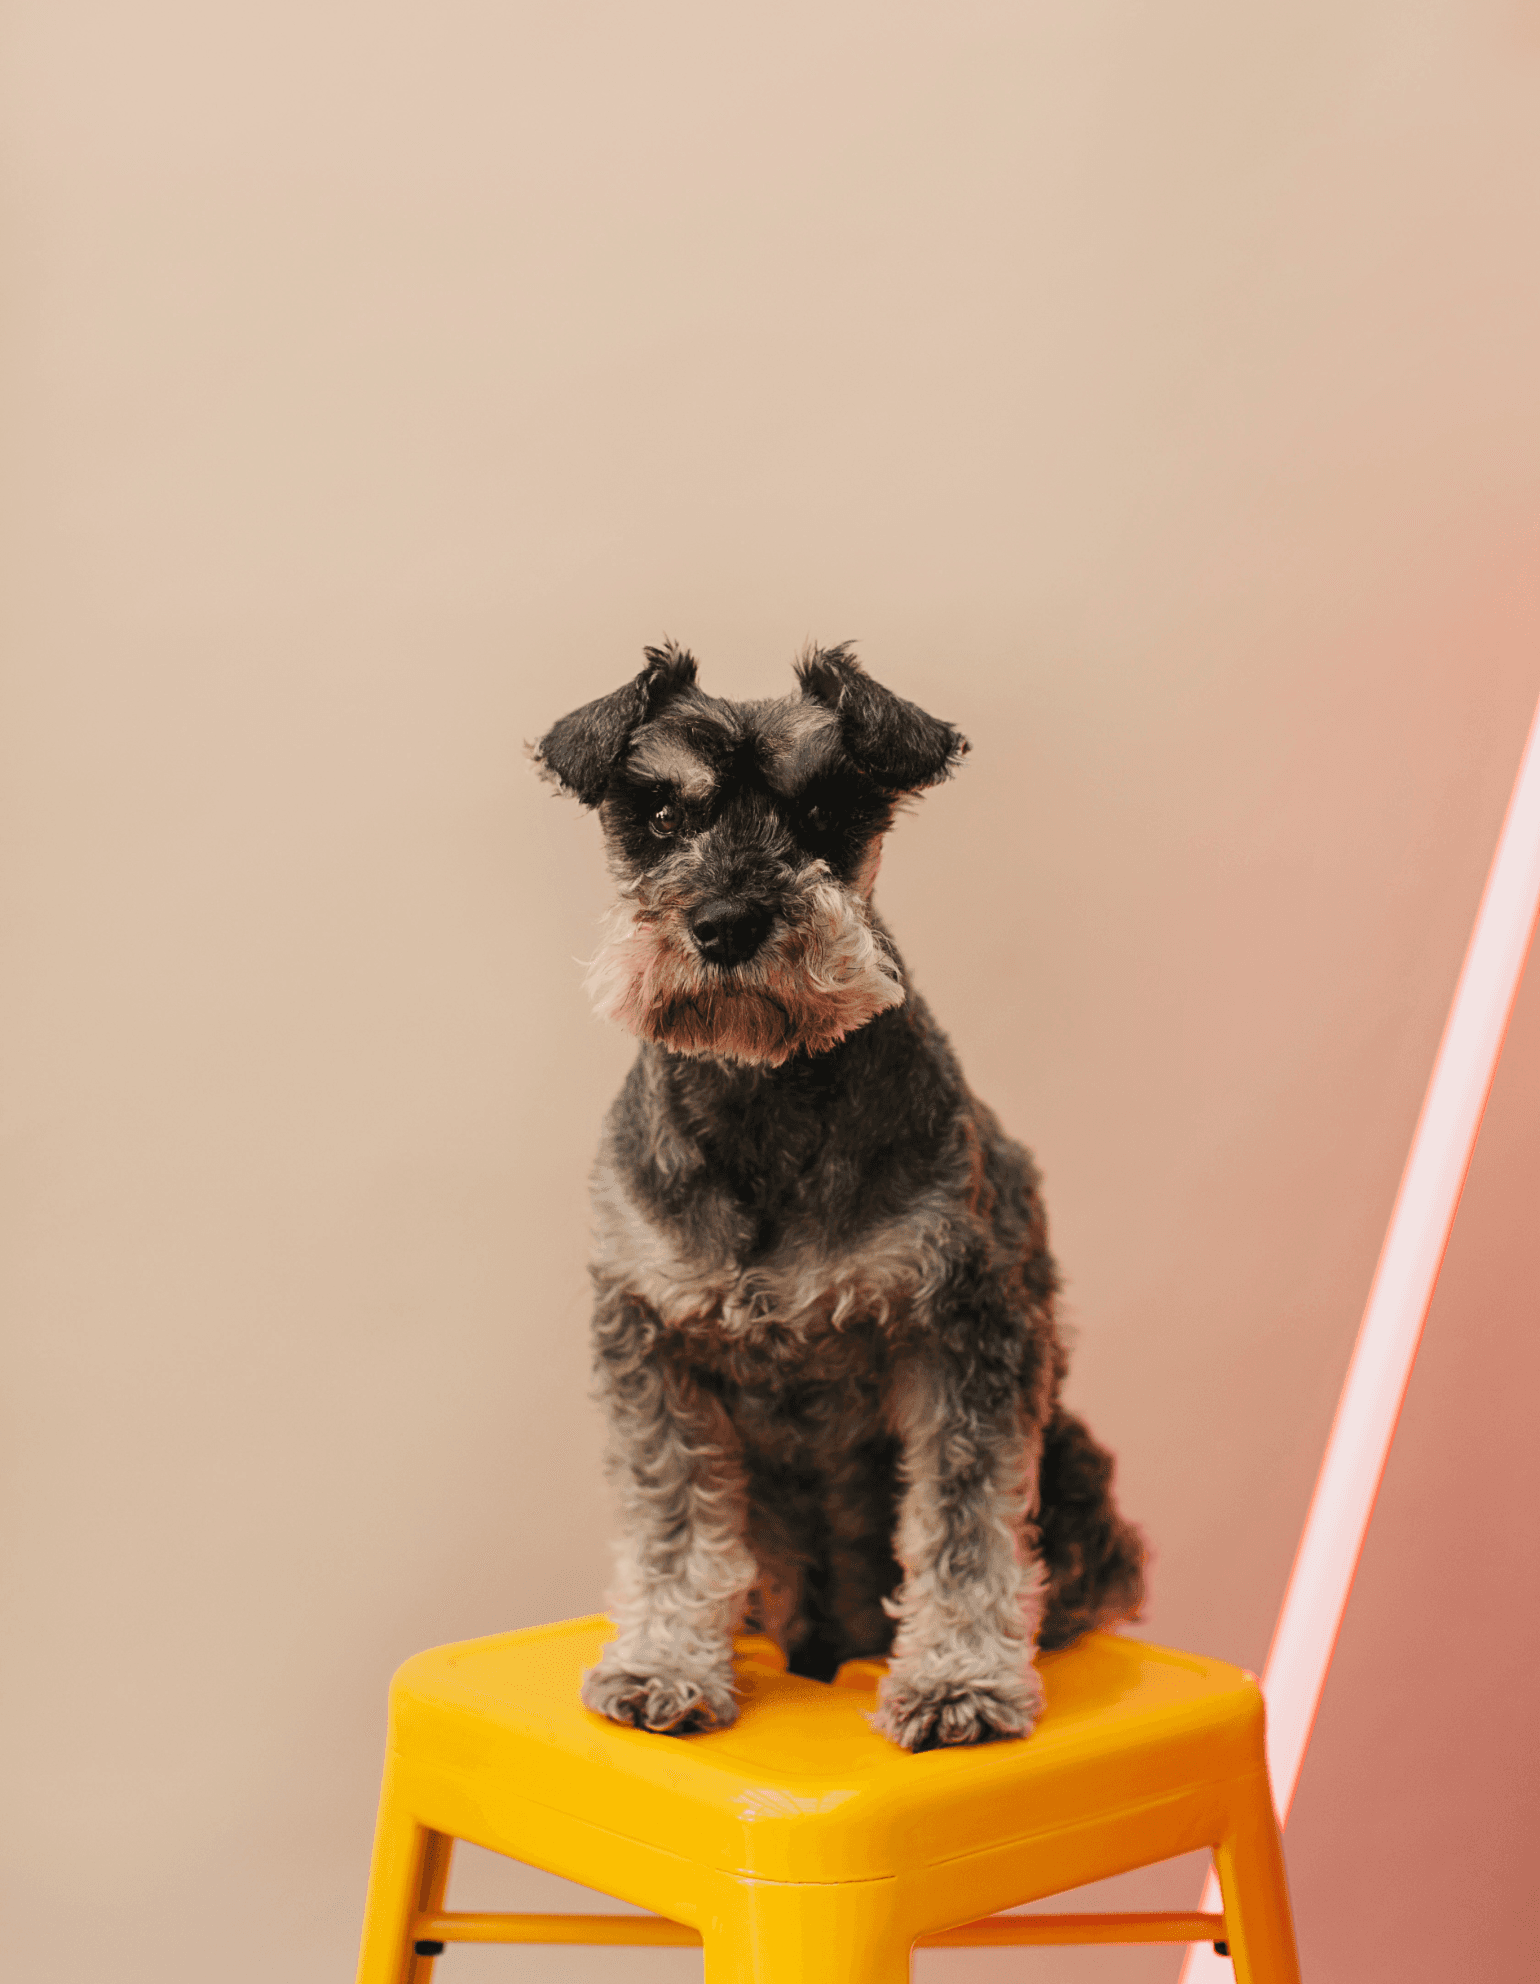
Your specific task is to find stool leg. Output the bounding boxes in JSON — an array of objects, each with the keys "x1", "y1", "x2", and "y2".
[
  {"x1": 703, "y1": 1877, "x2": 911, "y2": 1984},
  {"x1": 355, "y1": 1759, "x2": 455, "y2": 1984},
  {"x1": 404, "y1": 1831, "x2": 454, "y2": 1984},
  {"x1": 1213, "y1": 1775, "x2": 1302, "y2": 1984}
]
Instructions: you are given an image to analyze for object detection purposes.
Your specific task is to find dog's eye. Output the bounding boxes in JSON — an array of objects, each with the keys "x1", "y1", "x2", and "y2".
[{"x1": 649, "y1": 801, "x2": 683, "y2": 838}]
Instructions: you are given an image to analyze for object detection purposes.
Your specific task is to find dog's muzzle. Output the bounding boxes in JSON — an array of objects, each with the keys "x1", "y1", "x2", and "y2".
[{"x1": 586, "y1": 860, "x2": 905, "y2": 1065}]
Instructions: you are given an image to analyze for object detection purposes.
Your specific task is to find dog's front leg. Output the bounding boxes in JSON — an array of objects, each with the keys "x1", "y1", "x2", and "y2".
[
  {"x1": 873, "y1": 1347, "x2": 1046, "y2": 1751},
  {"x1": 582, "y1": 1298, "x2": 755, "y2": 1735}
]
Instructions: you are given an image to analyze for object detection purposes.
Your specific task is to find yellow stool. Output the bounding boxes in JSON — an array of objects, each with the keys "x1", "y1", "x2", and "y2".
[{"x1": 356, "y1": 1615, "x2": 1300, "y2": 1984}]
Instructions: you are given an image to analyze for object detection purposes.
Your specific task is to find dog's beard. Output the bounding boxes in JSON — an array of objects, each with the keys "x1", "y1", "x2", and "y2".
[{"x1": 586, "y1": 865, "x2": 905, "y2": 1066}]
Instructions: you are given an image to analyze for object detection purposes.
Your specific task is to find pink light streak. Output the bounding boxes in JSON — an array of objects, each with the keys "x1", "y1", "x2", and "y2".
[{"x1": 1180, "y1": 689, "x2": 1540, "y2": 1983}]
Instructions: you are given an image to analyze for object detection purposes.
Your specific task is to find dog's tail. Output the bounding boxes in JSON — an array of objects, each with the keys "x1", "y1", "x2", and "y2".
[{"x1": 1035, "y1": 1407, "x2": 1147, "y2": 1652}]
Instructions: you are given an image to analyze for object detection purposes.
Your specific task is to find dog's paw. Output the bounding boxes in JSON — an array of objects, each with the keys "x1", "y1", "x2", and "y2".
[
  {"x1": 871, "y1": 1668, "x2": 1043, "y2": 1752},
  {"x1": 581, "y1": 1659, "x2": 737, "y2": 1736}
]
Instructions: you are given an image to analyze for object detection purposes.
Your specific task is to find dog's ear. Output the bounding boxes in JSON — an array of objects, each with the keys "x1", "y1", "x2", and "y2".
[
  {"x1": 533, "y1": 644, "x2": 699, "y2": 805},
  {"x1": 795, "y1": 644, "x2": 968, "y2": 792}
]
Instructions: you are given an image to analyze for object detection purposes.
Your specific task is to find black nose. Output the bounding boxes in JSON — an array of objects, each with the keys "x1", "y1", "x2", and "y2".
[{"x1": 689, "y1": 897, "x2": 773, "y2": 966}]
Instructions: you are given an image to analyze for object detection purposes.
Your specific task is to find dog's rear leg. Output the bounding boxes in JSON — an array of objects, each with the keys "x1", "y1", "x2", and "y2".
[
  {"x1": 873, "y1": 1347, "x2": 1046, "y2": 1752},
  {"x1": 1035, "y1": 1406, "x2": 1147, "y2": 1650},
  {"x1": 582, "y1": 1298, "x2": 755, "y2": 1735}
]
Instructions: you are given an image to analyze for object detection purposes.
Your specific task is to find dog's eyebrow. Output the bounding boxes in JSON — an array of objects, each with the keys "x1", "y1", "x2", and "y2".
[
  {"x1": 759, "y1": 701, "x2": 842, "y2": 796},
  {"x1": 625, "y1": 729, "x2": 717, "y2": 801}
]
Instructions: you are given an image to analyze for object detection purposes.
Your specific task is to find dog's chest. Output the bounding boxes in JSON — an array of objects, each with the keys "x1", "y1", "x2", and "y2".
[{"x1": 592, "y1": 1159, "x2": 949, "y2": 1361}]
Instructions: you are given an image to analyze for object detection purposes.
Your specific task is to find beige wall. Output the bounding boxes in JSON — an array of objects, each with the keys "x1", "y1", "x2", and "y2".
[{"x1": 4, "y1": 4, "x2": 1539, "y2": 1979}]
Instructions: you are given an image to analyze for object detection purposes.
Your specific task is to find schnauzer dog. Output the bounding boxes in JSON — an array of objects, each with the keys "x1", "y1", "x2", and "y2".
[{"x1": 535, "y1": 643, "x2": 1144, "y2": 1751}]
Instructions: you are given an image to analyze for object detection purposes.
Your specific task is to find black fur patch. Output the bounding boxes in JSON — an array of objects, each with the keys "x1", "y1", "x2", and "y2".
[
  {"x1": 795, "y1": 642, "x2": 968, "y2": 792},
  {"x1": 532, "y1": 643, "x2": 699, "y2": 806}
]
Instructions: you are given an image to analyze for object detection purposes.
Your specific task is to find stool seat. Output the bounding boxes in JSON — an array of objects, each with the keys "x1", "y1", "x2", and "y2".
[{"x1": 357, "y1": 1614, "x2": 1301, "y2": 1984}]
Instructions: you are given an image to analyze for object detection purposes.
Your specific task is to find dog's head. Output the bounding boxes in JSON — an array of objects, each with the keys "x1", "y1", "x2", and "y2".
[{"x1": 534, "y1": 643, "x2": 967, "y2": 1066}]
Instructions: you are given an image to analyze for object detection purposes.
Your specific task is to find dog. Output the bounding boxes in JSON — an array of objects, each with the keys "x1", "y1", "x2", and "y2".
[{"x1": 534, "y1": 643, "x2": 1145, "y2": 1751}]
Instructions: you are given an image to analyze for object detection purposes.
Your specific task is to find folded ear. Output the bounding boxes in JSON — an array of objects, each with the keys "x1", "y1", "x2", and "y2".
[
  {"x1": 795, "y1": 644, "x2": 968, "y2": 792},
  {"x1": 532, "y1": 643, "x2": 699, "y2": 805}
]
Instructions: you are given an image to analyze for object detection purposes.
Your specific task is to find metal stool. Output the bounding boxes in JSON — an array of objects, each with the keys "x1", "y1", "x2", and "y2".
[{"x1": 356, "y1": 1614, "x2": 1300, "y2": 1983}]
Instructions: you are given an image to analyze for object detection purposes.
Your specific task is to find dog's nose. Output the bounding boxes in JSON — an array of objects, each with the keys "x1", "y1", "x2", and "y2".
[{"x1": 689, "y1": 898, "x2": 773, "y2": 966}]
